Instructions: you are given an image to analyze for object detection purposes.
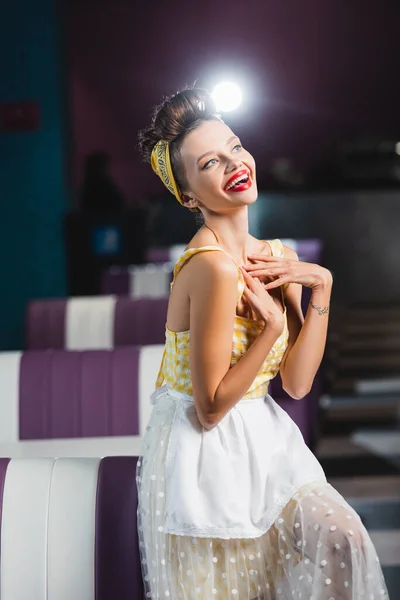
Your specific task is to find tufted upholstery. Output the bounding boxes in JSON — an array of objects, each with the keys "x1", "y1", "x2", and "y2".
[
  {"x1": 26, "y1": 297, "x2": 168, "y2": 350},
  {"x1": 0, "y1": 456, "x2": 143, "y2": 600},
  {"x1": 0, "y1": 346, "x2": 164, "y2": 458}
]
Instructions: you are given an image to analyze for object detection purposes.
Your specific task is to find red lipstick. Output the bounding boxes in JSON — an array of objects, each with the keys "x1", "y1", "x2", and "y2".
[{"x1": 224, "y1": 169, "x2": 252, "y2": 193}]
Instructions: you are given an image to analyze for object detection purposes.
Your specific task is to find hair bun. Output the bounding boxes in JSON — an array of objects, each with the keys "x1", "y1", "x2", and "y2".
[{"x1": 138, "y1": 87, "x2": 219, "y2": 164}]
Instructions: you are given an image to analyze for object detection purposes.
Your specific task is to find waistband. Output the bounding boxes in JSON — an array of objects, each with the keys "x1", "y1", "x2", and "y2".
[{"x1": 150, "y1": 384, "x2": 268, "y2": 406}]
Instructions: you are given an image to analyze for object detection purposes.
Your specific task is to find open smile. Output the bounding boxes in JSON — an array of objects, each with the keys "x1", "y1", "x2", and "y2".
[{"x1": 224, "y1": 169, "x2": 253, "y2": 193}]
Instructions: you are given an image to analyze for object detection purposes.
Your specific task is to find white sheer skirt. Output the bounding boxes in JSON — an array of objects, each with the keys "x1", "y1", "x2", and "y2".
[{"x1": 136, "y1": 388, "x2": 389, "y2": 599}]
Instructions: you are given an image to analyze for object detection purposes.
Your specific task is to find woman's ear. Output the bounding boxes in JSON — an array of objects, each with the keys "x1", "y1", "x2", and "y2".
[{"x1": 181, "y1": 194, "x2": 199, "y2": 211}]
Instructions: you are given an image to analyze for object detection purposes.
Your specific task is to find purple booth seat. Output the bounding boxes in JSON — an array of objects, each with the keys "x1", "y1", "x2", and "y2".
[
  {"x1": 114, "y1": 297, "x2": 167, "y2": 347},
  {"x1": 0, "y1": 456, "x2": 143, "y2": 600},
  {"x1": 26, "y1": 296, "x2": 169, "y2": 350},
  {"x1": 0, "y1": 346, "x2": 164, "y2": 453},
  {"x1": 26, "y1": 299, "x2": 67, "y2": 350},
  {"x1": 101, "y1": 267, "x2": 131, "y2": 296},
  {"x1": 19, "y1": 348, "x2": 141, "y2": 440},
  {"x1": 101, "y1": 263, "x2": 173, "y2": 297}
]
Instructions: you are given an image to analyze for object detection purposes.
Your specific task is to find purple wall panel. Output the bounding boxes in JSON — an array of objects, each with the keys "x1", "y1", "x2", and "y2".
[
  {"x1": 26, "y1": 300, "x2": 66, "y2": 350},
  {"x1": 95, "y1": 456, "x2": 143, "y2": 600}
]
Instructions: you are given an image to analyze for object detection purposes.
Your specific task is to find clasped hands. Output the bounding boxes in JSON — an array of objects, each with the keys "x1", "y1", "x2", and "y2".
[{"x1": 243, "y1": 253, "x2": 333, "y2": 291}]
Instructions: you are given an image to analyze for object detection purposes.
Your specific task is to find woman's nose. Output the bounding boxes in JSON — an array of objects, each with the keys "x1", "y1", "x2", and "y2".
[{"x1": 226, "y1": 157, "x2": 242, "y2": 172}]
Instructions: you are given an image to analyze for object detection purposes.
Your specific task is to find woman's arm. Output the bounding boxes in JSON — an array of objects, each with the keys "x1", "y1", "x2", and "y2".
[
  {"x1": 279, "y1": 246, "x2": 332, "y2": 399},
  {"x1": 188, "y1": 252, "x2": 284, "y2": 429}
]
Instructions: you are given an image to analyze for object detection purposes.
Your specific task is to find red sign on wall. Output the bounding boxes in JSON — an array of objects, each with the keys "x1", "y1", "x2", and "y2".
[{"x1": 0, "y1": 101, "x2": 40, "y2": 132}]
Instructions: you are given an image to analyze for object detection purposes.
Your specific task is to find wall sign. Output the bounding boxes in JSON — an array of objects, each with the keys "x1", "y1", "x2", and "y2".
[{"x1": 0, "y1": 101, "x2": 40, "y2": 131}]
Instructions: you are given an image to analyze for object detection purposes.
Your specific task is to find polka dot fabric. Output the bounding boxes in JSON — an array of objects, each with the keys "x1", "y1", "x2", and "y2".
[
  {"x1": 155, "y1": 239, "x2": 289, "y2": 399},
  {"x1": 137, "y1": 397, "x2": 388, "y2": 599}
]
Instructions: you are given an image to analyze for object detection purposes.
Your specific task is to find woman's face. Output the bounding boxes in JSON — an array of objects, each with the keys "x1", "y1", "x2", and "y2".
[{"x1": 179, "y1": 119, "x2": 258, "y2": 212}]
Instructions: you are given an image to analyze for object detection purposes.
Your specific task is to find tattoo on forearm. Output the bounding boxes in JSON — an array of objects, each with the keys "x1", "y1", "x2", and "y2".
[{"x1": 310, "y1": 301, "x2": 330, "y2": 316}]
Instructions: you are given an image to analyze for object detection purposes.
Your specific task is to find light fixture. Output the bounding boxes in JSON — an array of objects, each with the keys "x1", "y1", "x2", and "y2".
[{"x1": 211, "y1": 82, "x2": 243, "y2": 113}]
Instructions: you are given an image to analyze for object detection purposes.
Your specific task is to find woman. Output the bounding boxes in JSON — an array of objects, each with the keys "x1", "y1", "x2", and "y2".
[{"x1": 136, "y1": 88, "x2": 389, "y2": 599}]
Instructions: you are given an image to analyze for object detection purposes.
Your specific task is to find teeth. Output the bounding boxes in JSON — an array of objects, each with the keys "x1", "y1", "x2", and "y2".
[{"x1": 226, "y1": 173, "x2": 249, "y2": 191}]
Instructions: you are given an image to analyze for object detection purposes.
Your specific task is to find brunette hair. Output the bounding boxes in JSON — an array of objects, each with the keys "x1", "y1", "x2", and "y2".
[{"x1": 138, "y1": 87, "x2": 221, "y2": 195}]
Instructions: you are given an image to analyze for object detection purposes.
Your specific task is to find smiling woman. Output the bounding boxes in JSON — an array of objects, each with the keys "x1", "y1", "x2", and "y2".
[{"x1": 135, "y1": 87, "x2": 389, "y2": 599}]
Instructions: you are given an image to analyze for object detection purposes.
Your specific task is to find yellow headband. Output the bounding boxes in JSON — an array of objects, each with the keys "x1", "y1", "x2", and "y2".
[{"x1": 151, "y1": 140, "x2": 183, "y2": 204}]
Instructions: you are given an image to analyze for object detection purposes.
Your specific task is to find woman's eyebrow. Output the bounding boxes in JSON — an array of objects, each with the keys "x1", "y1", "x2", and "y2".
[{"x1": 196, "y1": 136, "x2": 239, "y2": 165}]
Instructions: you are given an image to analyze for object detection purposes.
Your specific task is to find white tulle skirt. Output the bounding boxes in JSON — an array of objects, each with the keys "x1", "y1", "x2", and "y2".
[{"x1": 136, "y1": 386, "x2": 389, "y2": 599}]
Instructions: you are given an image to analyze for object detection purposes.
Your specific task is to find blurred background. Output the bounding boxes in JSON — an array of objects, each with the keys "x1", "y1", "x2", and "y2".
[{"x1": 0, "y1": 0, "x2": 400, "y2": 596}]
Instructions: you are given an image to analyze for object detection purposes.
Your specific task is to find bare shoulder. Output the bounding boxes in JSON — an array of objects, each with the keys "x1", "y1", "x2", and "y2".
[
  {"x1": 187, "y1": 249, "x2": 238, "y2": 286},
  {"x1": 282, "y1": 244, "x2": 299, "y2": 260}
]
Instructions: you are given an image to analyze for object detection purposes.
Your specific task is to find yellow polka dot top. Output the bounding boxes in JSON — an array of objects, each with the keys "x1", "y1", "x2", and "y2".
[{"x1": 155, "y1": 239, "x2": 289, "y2": 399}]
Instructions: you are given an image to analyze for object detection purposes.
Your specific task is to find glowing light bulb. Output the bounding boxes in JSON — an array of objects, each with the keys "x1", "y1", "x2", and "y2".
[{"x1": 211, "y1": 82, "x2": 243, "y2": 112}]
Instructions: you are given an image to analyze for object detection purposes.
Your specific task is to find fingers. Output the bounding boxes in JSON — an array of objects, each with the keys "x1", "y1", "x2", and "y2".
[
  {"x1": 264, "y1": 277, "x2": 289, "y2": 290},
  {"x1": 247, "y1": 254, "x2": 285, "y2": 262},
  {"x1": 239, "y1": 266, "x2": 260, "y2": 293},
  {"x1": 244, "y1": 268, "x2": 283, "y2": 278},
  {"x1": 244, "y1": 260, "x2": 280, "y2": 271}
]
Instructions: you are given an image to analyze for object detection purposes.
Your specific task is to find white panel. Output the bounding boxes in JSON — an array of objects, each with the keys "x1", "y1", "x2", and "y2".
[
  {"x1": 1, "y1": 458, "x2": 54, "y2": 600},
  {"x1": 139, "y1": 345, "x2": 165, "y2": 435},
  {"x1": 130, "y1": 264, "x2": 172, "y2": 298},
  {"x1": 0, "y1": 352, "x2": 22, "y2": 443},
  {"x1": 0, "y1": 435, "x2": 143, "y2": 459},
  {"x1": 65, "y1": 296, "x2": 116, "y2": 350},
  {"x1": 47, "y1": 458, "x2": 100, "y2": 600}
]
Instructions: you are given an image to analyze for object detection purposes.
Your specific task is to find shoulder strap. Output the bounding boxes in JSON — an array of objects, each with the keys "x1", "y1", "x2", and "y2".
[
  {"x1": 172, "y1": 246, "x2": 244, "y2": 304},
  {"x1": 265, "y1": 239, "x2": 284, "y2": 257}
]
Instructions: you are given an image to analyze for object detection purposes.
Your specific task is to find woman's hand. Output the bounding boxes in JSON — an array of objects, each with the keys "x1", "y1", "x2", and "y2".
[
  {"x1": 244, "y1": 254, "x2": 333, "y2": 291},
  {"x1": 240, "y1": 267, "x2": 285, "y2": 332}
]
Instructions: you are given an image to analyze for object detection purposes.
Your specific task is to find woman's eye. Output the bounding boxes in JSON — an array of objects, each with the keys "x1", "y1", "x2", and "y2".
[
  {"x1": 202, "y1": 145, "x2": 242, "y2": 169},
  {"x1": 202, "y1": 158, "x2": 217, "y2": 170}
]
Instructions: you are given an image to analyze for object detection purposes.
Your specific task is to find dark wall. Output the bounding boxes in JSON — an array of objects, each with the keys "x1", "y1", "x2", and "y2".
[
  {"x1": 251, "y1": 190, "x2": 400, "y2": 303},
  {"x1": 0, "y1": 0, "x2": 68, "y2": 349},
  {"x1": 64, "y1": 0, "x2": 400, "y2": 202}
]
